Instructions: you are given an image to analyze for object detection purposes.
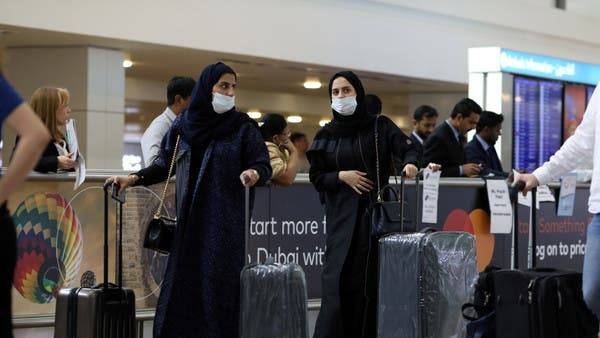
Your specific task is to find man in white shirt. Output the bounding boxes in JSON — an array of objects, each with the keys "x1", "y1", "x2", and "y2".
[
  {"x1": 141, "y1": 76, "x2": 195, "y2": 166},
  {"x1": 518, "y1": 83, "x2": 600, "y2": 317}
]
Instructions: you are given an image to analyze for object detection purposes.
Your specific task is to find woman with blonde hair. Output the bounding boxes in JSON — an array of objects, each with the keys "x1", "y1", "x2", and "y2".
[{"x1": 12, "y1": 87, "x2": 76, "y2": 172}]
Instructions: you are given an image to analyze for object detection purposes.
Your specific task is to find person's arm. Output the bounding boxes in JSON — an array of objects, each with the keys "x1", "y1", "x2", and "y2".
[
  {"x1": 140, "y1": 119, "x2": 167, "y2": 167},
  {"x1": 423, "y1": 134, "x2": 460, "y2": 177},
  {"x1": 107, "y1": 122, "x2": 176, "y2": 191},
  {"x1": 11, "y1": 137, "x2": 64, "y2": 173},
  {"x1": 308, "y1": 140, "x2": 373, "y2": 194},
  {"x1": 271, "y1": 143, "x2": 300, "y2": 186},
  {"x1": 532, "y1": 86, "x2": 598, "y2": 185},
  {"x1": 240, "y1": 124, "x2": 272, "y2": 187},
  {"x1": 382, "y1": 117, "x2": 418, "y2": 176},
  {"x1": 464, "y1": 142, "x2": 493, "y2": 177},
  {"x1": 464, "y1": 143, "x2": 484, "y2": 167},
  {"x1": 307, "y1": 149, "x2": 341, "y2": 192},
  {"x1": 35, "y1": 154, "x2": 59, "y2": 173},
  {"x1": 0, "y1": 103, "x2": 50, "y2": 202}
]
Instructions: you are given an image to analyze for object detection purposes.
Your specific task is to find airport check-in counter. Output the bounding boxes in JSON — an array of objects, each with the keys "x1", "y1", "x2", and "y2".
[{"x1": 10, "y1": 171, "x2": 590, "y2": 333}]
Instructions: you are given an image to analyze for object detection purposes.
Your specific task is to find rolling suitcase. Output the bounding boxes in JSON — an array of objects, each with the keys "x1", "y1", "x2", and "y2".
[
  {"x1": 377, "y1": 175, "x2": 478, "y2": 338},
  {"x1": 54, "y1": 184, "x2": 136, "y2": 338},
  {"x1": 493, "y1": 186, "x2": 598, "y2": 338},
  {"x1": 239, "y1": 187, "x2": 309, "y2": 338}
]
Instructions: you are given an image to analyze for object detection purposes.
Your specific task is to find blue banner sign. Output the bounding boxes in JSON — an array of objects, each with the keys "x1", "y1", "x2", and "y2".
[{"x1": 500, "y1": 48, "x2": 600, "y2": 85}]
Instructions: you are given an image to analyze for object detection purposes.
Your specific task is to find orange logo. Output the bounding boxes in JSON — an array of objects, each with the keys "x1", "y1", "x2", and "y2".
[{"x1": 443, "y1": 208, "x2": 494, "y2": 272}]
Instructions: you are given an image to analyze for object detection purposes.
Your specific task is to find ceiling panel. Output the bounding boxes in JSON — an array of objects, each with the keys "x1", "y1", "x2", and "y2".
[{"x1": 0, "y1": 24, "x2": 467, "y2": 97}]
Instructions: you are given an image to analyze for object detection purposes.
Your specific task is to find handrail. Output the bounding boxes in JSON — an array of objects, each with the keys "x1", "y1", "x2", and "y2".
[
  {"x1": 6, "y1": 169, "x2": 588, "y2": 188},
  {"x1": 13, "y1": 303, "x2": 322, "y2": 330}
]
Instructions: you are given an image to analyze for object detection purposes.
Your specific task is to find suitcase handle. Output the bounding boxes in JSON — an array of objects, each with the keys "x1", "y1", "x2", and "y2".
[
  {"x1": 507, "y1": 178, "x2": 536, "y2": 269},
  {"x1": 400, "y1": 169, "x2": 422, "y2": 230},
  {"x1": 103, "y1": 183, "x2": 125, "y2": 290}
]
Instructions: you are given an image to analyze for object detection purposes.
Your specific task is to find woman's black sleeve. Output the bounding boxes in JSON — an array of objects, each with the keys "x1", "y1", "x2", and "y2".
[
  {"x1": 308, "y1": 150, "x2": 340, "y2": 192},
  {"x1": 242, "y1": 123, "x2": 272, "y2": 186},
  {"x1": 383, "y1": 116, "x2": 419, "y2": 168}
]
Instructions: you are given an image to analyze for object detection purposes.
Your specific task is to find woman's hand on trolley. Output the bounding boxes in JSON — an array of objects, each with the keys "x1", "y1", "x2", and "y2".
[
  {"x1": 105, "y1": 174, "x2": 138, "y2": 193},
  {"x1": 240, "y1": 169, "x2": 260, "y2": 187}
]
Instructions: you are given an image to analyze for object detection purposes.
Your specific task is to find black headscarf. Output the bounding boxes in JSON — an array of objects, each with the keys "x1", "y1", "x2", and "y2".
[
  {"x1": 320, "y1": 71, "x2": 375, "y2": 137},
  {"x1": 181, "y1": 62, "x2": 254, "y2": 147}
]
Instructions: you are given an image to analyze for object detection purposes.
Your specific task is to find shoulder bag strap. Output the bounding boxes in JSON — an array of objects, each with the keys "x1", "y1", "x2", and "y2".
[
  {"x1": 374, "y1": 116, "x2": 382, "y2": 202},
  {"x1": 154, "y1": 135, "x2": 180, "y2": 218}
]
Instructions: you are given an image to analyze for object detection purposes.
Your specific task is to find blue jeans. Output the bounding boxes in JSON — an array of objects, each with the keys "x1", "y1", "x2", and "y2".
[{"x1": 583, "y1": 214, "x2": 600, "y2": 316}]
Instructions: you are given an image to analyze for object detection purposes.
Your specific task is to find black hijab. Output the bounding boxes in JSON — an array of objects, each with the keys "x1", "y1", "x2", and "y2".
[
  {"x1": 320, "y1": 71, "x2": 375, "y2": 137},
  {"x1": 181, "y1": 62, "x2": 254, "y2": 147}
]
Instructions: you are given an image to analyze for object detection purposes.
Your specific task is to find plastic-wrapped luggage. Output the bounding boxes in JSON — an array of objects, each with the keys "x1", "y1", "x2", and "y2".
[
  {"x1": 239, "y1": 187, "x2": 308, "y2": 338},
  {"x1": 378, "y1": 231, "x2": 477, "y2": 338},
  {"x1": 240, "y1": 262, "x2": 308, "y2": 338},
  {"x1": 54, "y1": 184, "x2": 136, "y2": 338}
]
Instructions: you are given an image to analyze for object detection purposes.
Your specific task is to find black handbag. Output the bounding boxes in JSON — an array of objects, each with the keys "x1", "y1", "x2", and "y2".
[
  {"x1": 370, "y1": 117, "x2": 420, "y2": 237},
  {"x1": 143, "y1": 135, "x2": 180, "y2": 254}
]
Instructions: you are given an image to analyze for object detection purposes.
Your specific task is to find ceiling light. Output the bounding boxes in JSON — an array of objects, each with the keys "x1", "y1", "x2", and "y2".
[
  {"x1": 318, "y1": 119, "x2": 330, "y2": 127},
  {"x1": 125, "y1": 106, "x2": 139, "y2": 114},
  {"x1": 122, "y1": 59, "x2": 133, "y2": 68},
  {"x1": 124, "y1": 124, "x2": 141, "y2": 132},
  {"x1": 247, "y1": 111, "x2": 262, "y2": 119},
  {"x1": 303, "y1": 77, "x2": 322, "y2": 89},
  {"x1": 287, "y1": 115, "x2": 303, "y2": 123}
]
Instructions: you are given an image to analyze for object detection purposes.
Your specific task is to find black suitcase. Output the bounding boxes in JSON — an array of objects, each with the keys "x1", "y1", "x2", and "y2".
[
  {"x1": 54, "y1": 184, "x2": 136, "y2": 338},
  {"x1": 239, "y1": 187, "x2": 308, "y2": 338},
  {"x1": 492, "y1": 185, "x2": 598, "y2": 338},
  {"x1": 494, "y1": 268, "x2": 597, "y2": 338}
]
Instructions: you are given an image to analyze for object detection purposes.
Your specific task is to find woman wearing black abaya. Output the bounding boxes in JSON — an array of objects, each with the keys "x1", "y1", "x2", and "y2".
[
  {"x1": 107, "y1": 62, "x2": 271, "y2": 338},
  {"x1": 307, "y1": 71, "x2": 419, "y2": 338}
]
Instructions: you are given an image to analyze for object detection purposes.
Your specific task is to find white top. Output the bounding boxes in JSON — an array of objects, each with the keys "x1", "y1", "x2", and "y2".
[
  {"x1": 533, "y1": 83, "x2": 600, "y2": 213},
  {"x1": 141, "y1": 107, "x2": 177, "y2": 167},
  {"x1": 54, "y1": 140, "x2": 69, "y2": 156}
]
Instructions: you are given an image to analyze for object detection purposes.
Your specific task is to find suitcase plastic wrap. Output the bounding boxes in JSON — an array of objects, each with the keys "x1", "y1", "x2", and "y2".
[
  {"x1": 378, "y1": 231, "x2": 477, "y2": 338},
  {"x1": 240, "y1": 262, "x2": 308, "y2": 338}
]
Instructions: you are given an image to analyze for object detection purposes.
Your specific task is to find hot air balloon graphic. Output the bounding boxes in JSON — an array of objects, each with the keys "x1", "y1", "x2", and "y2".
[{"x1": 12, "y1": 192, "x2": 83, "y2": 304}]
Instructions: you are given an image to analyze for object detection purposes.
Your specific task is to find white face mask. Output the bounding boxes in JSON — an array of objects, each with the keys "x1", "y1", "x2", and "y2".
[
  {"x1": 212, "y1": 92, "x2": 235, "y2": 114},
  {"x1": 331, "y1": 96, "x2": 357, "y2": 116}
]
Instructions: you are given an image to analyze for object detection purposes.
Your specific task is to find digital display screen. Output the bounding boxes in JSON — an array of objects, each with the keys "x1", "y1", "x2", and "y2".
[
  {"x1": 538, "y1": 80, "x2": 563, "y2": 165},
  {"x1": 514, "y1": 77, "x2": 540, "y2": 172},
  {"x1": 563, "y1": 84, "x2": 587, "y2": 141}
]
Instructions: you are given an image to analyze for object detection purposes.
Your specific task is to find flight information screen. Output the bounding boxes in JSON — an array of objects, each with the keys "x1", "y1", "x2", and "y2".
[
  {"x1": 538, "y1": 80, "x2": 562, "y2": 165},
  {"x1": 514, "y1": 77, "x2": 540, "y2": 172}
]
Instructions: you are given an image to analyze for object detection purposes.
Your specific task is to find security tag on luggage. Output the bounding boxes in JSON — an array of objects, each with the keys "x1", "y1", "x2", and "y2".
[
  {"x1": 557, "y1": 173, "x2": 576, "y2": 217},
  {"x1": 421, "y1": 168, "x2": 441, "y2": 224},
  {"x1": 486, "y1": 179, "x2": 512, "y2": 234}
]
